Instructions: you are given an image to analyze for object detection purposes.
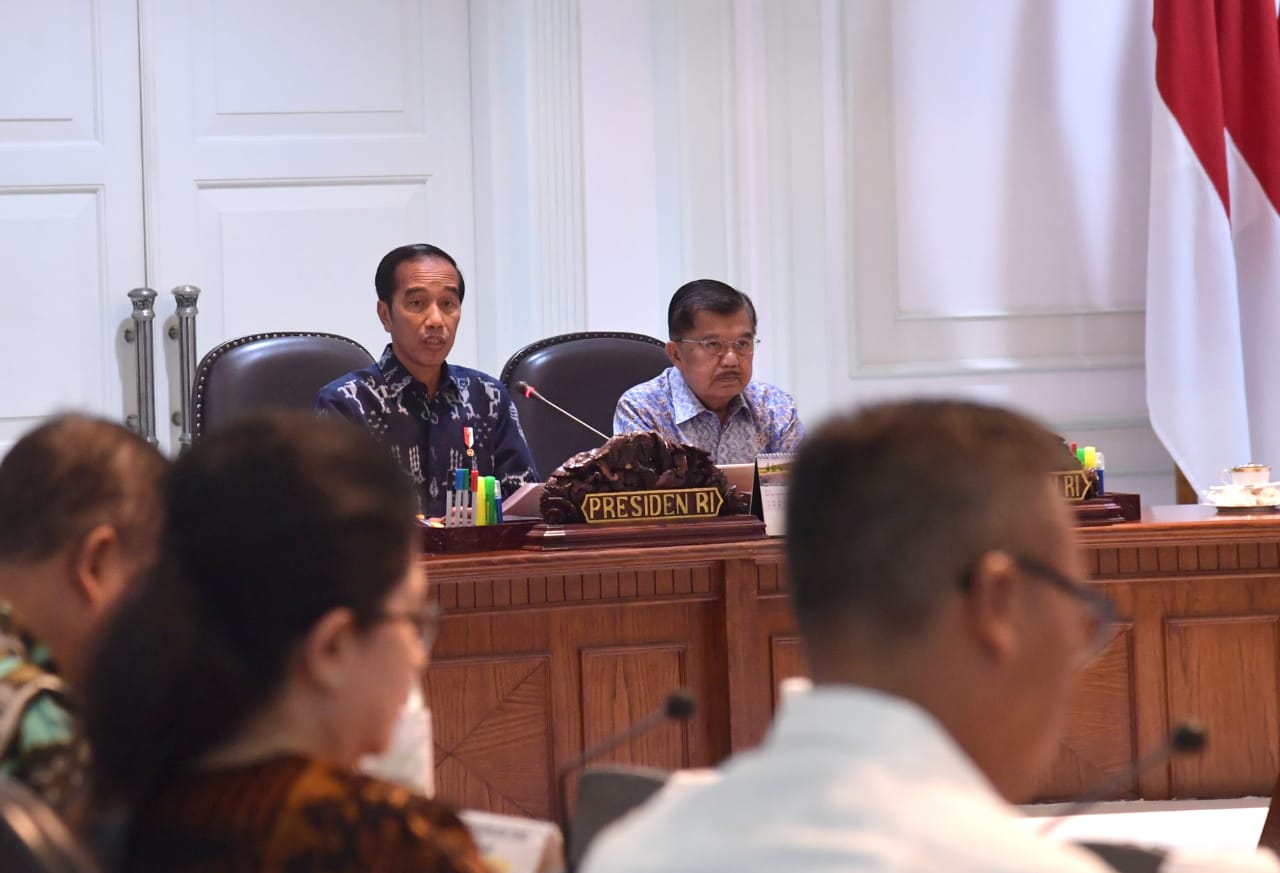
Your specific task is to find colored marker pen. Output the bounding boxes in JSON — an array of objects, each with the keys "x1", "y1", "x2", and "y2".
[
  {"x1": 453, "y1": 467, "x2": 468, "y2": 527},
  {"x1": 470, "y1": 469, "x2": 480, "y2": 526},
  {"x1": 445, "y1": 469, "x2": 456, "y2": 528}
]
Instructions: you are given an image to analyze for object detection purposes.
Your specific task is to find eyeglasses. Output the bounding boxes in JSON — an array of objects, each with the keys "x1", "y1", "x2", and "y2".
[
  {"x1": 673, "y1": 336, "x2": 761, "y2": 358},
  {"x1": 961, "y1": 552, "x2": 1117, "y2": 660},
  {"x1": 374, "y1": 601, "x2": 441, "y2": 649}
]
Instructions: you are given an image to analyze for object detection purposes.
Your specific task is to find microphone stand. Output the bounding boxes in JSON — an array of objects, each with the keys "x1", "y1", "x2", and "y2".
[
  {"x1": 1038, "y1": 720, "x2": 1206, "y2": 836},
  {"x1": 514, "y1": 381, "x2": 610, "y2": 441},
  {"x1": 556, "y1": 691, "x2": 696, "y2": 872}
]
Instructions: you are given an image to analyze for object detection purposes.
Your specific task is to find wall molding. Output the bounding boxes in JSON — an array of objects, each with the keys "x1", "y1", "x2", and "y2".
[{"x1": 531, "y1": 0, "x2": 587, "y2": 336}]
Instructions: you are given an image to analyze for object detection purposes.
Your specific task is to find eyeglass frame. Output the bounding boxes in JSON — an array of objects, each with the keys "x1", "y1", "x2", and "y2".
[
  {"x1": 672, "y1": 336, "x2": 762, "y2": 358},
  {"x1": 959, "y1": 551, "x2": 1117, "y2": 659},
  {"x1": 373, "y1": 600, "x2": 441, "y2": 649}
]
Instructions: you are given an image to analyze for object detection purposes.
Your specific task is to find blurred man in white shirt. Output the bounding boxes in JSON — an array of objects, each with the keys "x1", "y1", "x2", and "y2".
[{"x1": 583, "y1": 400, "x2": 1277, "y2": 873}]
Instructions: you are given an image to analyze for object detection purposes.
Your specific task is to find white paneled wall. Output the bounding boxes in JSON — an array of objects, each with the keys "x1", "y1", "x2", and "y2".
[
  {"x1": 0, "y1": 0, "x2": 146, "y2": 456},
  {"x1": 0, "y1": 0, "x2": 474, "y2": 453},
  {"x1": 143, "y1": 0, "x2": 474, "y2": 446},
  {"x1": 472, "y1": 0, "x2": 1173, "y2": 504}
]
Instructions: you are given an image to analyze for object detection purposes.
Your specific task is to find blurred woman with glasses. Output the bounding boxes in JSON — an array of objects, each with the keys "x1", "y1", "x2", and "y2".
[{"x1": 82, "y1": 411, "x2": 484, "y2": 873}]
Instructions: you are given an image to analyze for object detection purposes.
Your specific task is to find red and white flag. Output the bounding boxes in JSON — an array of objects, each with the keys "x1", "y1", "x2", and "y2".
[{"x1": 1147, "y1": 0, "x2": 1280, "y2": 493}]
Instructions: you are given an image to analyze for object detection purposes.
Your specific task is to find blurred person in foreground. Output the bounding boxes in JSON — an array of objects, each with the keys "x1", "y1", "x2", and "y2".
[
  {"x1": 584, "y1": 399, "x2": 1145, "y2": 872},
  {"x1": 0, "y1": 414, "x2": 166, "y2": 813},
  {"x1": 82, "y1": 411, "x2": 486, "y2": 873}
]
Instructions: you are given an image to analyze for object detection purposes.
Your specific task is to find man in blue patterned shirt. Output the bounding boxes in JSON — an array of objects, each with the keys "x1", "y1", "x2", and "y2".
[
  {"x1": 614, "y1": 279, "x2": 804, "y2": 463},
  {"x1": 316, "y1": 244, "x2": 538, "y2": 517}
]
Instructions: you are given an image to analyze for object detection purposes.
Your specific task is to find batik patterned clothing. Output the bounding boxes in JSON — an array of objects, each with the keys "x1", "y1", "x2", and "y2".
[
  {"x1": 0, "y1": 604, "x2": 87, "y2": 815},
  {"x1": 124, "y1": 755, "x2": 488, "y2": 873},
  {"x1": 613, "y1": 367, "x2": 805, "y2": 464},
  {"x1": 316, "y1": 345, "x2": 538, "y2": 517}
]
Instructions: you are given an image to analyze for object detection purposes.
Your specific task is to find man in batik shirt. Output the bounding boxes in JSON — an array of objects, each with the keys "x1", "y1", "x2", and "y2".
[
  {"x1": 0, "y1": 606, "x2": 83, "y2": 811},
  {"x1": 0, "y1": 415, "x2": 167, "y2": 812},
  {"x1": 317, "y1": 244, "x2": 538, "y2": 518},
  {"x1": 614, "y1": 279, "x2": 805, "y2": 464}
]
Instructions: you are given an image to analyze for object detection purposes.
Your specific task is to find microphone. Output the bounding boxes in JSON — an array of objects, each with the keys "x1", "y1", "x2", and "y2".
[
  {"x1": 1038, "y1": 720, "x2": 1206, "y2": 835},
  {"x1": 556, "y1": 690, "x2": 696, "y2": 866},
  {"x1": 514, "y1": 380, "x2": 610, "y2": 442}
]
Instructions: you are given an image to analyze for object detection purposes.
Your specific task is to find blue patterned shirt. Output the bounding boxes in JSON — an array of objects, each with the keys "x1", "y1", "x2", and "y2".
[
  {"x1": 613, "y1": 367, "x2": 805, "y2": 463},
  {"x1": 316, "y1": 345, "x2": 538, "y2": 517}
]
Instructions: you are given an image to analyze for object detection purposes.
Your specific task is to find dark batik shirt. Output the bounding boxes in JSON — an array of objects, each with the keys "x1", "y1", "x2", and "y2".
[
  {"x1": 126, "y1": 755, "x2": 488, "y2": 873},
  {"x1": 316, "y1": 345, "x2": 538, "y2": 517}
]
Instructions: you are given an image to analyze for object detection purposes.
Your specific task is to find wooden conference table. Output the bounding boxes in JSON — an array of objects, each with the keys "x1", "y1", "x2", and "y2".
[{"x1": 421, "y1": 505, "x2": 1280, "y2": 818}]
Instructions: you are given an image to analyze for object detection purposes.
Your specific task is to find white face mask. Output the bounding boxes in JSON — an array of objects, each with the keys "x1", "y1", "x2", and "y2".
[{"x1": 359, "y1": 683, "x2": 435, "y2": 796}]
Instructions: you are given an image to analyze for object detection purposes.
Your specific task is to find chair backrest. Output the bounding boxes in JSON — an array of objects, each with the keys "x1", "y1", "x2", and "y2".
[
  {"x1": 192, "y1": 331, "x2": 374, "y2": 438},
  {"x1": 499, "y1": 332, "x2": 670, "y2": 477},
  {"x1": 0, "y1": 778, "x2": 100, "y2": 873},
  {"x1": 568, "y1": 764, "x2": 668, "y2": 870}
]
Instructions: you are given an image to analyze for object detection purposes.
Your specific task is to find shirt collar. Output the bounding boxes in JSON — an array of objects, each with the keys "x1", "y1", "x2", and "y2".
[
  {"x1": 377, "y1": 344, "x2": 459, "y2": 403},
  {"x1": 669, "y1": 368, "x2": 749, "y2": 427},
  {"x1": 768, "y1": 685, "x2": 997, "y2": 795}
]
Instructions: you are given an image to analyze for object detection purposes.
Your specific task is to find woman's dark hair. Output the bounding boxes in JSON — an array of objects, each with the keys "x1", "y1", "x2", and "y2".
[
  {"x1": 667, "y1": 279, "x2": 757, "y2": 339},
  {"x1": 83, "y1": 411, "x2": 418, "y2": 806},
  {"x1": 374, "y1": 243, "x2": 465, "y2": 304}
]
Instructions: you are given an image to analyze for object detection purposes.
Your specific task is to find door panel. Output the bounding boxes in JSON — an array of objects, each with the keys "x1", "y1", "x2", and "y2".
[
  {"x1": 0, "y1": 0, "x2": 146, "y2": 452},
  {"x1": 197, "y1": 180, "x2": 432, "y2": 343}
]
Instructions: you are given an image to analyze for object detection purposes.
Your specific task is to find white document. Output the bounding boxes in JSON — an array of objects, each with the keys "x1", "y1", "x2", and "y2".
[
  {"x1": 502, "y1": 482, "x2": 545, "y2": 518},
  {"x1": 756, "y1": 453, "x2": 793, "y2": 537},
  {"x1": 460, "y1": 809, "x2": 564, "y2": 873}
]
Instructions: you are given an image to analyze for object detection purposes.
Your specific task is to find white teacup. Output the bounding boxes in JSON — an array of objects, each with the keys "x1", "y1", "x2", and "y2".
[{"x1": 1222, "y1": 464, "x2": 1271, "y2": 486}]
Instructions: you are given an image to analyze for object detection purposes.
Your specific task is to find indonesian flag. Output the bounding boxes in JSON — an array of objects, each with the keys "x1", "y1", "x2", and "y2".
[{"x1": 1147, "y1": 0, "x2": 1280, "y2": 493}]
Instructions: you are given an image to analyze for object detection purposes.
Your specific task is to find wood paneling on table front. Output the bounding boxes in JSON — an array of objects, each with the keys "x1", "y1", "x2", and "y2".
[{"x1": 422, "y1": 506, "x2": 1280, "y2": 817}]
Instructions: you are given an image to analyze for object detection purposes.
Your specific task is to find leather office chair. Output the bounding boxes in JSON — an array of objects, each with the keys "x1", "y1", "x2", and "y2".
[
  {"x1": 567, "y1": 764, "x2": 668, "y2": 871},
  {"x1": 0, "y1": 778, "x2": 101, "y2": 873},
  {"x1": 192, "y1": 331, "x2": 374, "y2": 439},
  {"x1": 499, "y1": 332, "x2": 671, "y2": 477}
]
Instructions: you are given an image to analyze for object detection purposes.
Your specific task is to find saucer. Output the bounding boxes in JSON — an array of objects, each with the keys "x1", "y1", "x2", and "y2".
[{"x1": 1202, "y1": 483, "x2": 1280, "y2": 510}]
